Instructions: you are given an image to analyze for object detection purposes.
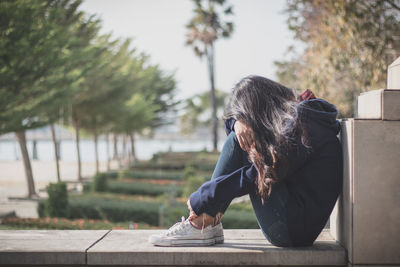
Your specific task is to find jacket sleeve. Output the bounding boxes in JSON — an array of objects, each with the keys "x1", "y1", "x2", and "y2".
[
  {"x1": 189, "y1": 164, "x2": 257, "y2": 217},
  {"x1": 224, "y1": 118, "x2": 236, "y2": 136}
]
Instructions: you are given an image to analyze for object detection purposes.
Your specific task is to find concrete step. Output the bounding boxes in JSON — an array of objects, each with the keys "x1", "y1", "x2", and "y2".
[{"x1": 0, "y1": 229, "x2": 346, "y2": 266}]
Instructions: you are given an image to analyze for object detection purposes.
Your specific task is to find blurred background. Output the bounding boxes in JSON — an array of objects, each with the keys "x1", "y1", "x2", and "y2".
[{"x1": 0, "y1": 0, "x2": 399, "y2": 230}]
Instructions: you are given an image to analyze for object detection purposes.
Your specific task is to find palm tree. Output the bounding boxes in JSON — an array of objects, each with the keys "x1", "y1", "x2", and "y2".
[{"x1": 186, "y1": 0, "x2": 234, "y2": 151}]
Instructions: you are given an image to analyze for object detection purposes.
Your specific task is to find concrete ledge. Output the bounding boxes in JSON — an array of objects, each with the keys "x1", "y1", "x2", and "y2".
[
  {"x1": 0, "y1": 230, "x2": 109, "y2": 265},
  {"x1": 0, "y1": 229, "x2": 346, "y2": 266}
]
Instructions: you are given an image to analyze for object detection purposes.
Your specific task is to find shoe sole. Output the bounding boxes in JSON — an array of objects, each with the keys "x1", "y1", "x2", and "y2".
[
  {"x1": 151, "y1": 235, "x2": 224, "y2": 247},
  {"x1": 215, "y1": 235, "x2": 224, "y2": 244}
]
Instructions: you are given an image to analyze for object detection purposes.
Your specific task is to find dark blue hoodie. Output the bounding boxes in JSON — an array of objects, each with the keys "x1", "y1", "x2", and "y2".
[{"x1": 189, "y1": 98, "x2": 343, "y2": 246}]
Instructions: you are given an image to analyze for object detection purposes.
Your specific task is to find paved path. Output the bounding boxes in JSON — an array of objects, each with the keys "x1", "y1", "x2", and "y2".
[{"x1": 0, "y1": 160, "x2": 119, "y2": 218}]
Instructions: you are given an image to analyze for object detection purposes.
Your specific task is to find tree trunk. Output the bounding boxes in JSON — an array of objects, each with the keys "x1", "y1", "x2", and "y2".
[
  {"x1": 74, "y1": 123, "x2": 82, "y2": 181},
  {"x1": 113, "y1": 134, "x2": 118, "y2": 160},
  {"x1": 15, "y1": 131, "x2": 37, "y2": 198},
  {"x1": 93, "y1": 128, "x2": 99, "y2": 174},
  {"x1": 129, "y1": 132, "x2": 137, "y2": 164},
  {"x1": 207, "y1": 42, "x2": 218, "y2": 152},
  {"x1": 117, "y1": 135, "x2": 122, "y2": 169},
  {"x1": 106, "y1": 132, "x2": 110, "y2": 171},
  {"x1": 50, "y1": 124, "x2": 61, "y2": 182}
]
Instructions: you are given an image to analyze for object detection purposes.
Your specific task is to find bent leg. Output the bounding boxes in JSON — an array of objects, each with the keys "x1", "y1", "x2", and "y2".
[
  {"x1": 210, "y1": 131, "x2": 249, "y2": 214},
  {"x1": 249, "y1": 182, "x2": 293, "y2": 247},
  {"x1": 190, "y1": 131, "x2": 248, "y2": 228},
  {"x1": 192, "y1": 131, "x2": 293, "y2": 247},
  {"x1": 212, "y1": 131, "x2": 247, "y2": 178}
]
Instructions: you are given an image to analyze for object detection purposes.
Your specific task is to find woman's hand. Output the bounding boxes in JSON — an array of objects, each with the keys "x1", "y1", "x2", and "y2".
[
  {"x1": 234, "y1": 120, "x2": 255, "y2": 152},
  {"x1": 187, "y1": 199, "x2": 198, "y2": 221}
]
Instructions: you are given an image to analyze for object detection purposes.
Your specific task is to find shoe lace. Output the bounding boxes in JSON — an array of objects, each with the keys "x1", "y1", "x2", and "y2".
[{"x1": 166, "y1": 216, "x2": 187, "y2": 236}]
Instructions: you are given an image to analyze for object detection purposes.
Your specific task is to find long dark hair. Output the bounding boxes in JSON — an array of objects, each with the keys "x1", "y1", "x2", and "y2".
[{"x1": 225, "y1": 75, "x2": 303, "y2": 200}]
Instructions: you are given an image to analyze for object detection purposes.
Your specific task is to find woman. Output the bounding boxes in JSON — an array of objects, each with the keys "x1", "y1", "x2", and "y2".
[{"x1": 149, "y1": 75, "x2": 342, "y2": 247}]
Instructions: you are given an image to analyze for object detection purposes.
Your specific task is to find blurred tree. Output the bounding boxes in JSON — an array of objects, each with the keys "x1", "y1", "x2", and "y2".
[
  {"x1": 72, "y1": 37, "x2": 177, "y2": 171},
  {"x1": 113, "y1": 94, "x2": 159, "y2": 163},
  {"x1": 275, "y1": 0, "x2": 400, "y2": 117},
  {"x1": 180, "y1": 89, "x2": 228, "y2": 135},
  {"x1": 71, "y1": 36, "x2": 126, "y2": 175},
  {"x1": 110, "y1": 59, "x2": 177, "y2": 164},
  {"x1": 43, "y1": 9, "x2": 100, "y2": 182},
  {"x1": 0, "y1": 0, "x2": 99, "y2": 197},
  {"x1": 186, "y1": 0, "x2": 234, "y2": 151}
]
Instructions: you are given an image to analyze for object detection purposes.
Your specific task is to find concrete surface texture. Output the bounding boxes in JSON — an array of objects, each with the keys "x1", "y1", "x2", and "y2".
[
  {"x1": 0, "y1": 230, "x2": 109, "y2": 265},
  {"x1": 331, "y1": 57, "x2": 400, "y2": 267},
  {"x1": 330, "y1": 120, "x2": 353, "y2": 255},
  {"x1": 338, "y1": 119, "x2": 400, "y2": 265},
  {"x1": 388, "y1": 56, "x2": 400, "y2": 89},
  {"x1": 352, "y1": 120, "x2": 400, "y2": 264},
  {"x1": 357, "y1": 89, "x2": 383, "y2": 119},
  {"x1": 0, "y1": 229, "x2": 346, "y2": 266},
  {"x1": 357, "y1": 89, "x2": 400, "y2": 120}
]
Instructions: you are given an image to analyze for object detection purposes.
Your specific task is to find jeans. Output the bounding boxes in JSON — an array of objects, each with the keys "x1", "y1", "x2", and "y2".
[{"x1": 211, "y1": 132, "x2": 293, "y2": 247}]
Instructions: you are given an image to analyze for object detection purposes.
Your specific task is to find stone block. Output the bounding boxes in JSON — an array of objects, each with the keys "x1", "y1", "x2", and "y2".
[
  {"x1": 0, "y1": 230, "x2": 108, "y2": 265},
  {"x1": 87, "y1": 229, "x2": 346, "y2": 266},
  {"x1": 331, "y1": 119, "x2": 353, "y2": 259},
  {"x1": 333, "y1": 119, "x2": 400, "y2": 265},
  {"x1": 357, "y1": 89, "x2": 400, "y2": 120},
  {"x1": 388, "y1": 56, "x2": 400, "y2": 89}
]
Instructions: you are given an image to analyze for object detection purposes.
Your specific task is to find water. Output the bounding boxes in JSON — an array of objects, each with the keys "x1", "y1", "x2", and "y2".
[{"x1": 0, "y1": 138, "x2": 225, "y2": 162}]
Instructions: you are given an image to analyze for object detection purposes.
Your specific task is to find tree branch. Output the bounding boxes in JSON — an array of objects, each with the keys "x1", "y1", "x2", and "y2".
[{"x1": 386, "y1": 0, "x2": 400, "y2": 11}]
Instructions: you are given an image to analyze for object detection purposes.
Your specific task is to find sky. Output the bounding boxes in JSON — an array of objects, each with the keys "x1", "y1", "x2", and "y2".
[{"x1": 79, "y1": 0, "x2": 298, "y2": 101}]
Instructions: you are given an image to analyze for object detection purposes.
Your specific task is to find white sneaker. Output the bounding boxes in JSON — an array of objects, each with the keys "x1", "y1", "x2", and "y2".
[
  {"x1": 213, "y1": 222, "x2": 224, "y2": 244},
  {"x1": 149, "y1": 216, "x2": 224, "y2": 246}
]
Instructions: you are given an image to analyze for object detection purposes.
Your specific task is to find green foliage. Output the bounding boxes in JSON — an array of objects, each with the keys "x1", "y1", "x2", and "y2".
[
  {"x1": 186, "y1": 0, "x2": 234, "y2": 57},
  {"x1": 275, "y1": 0, "x2": 400, "y2": 117},
  {"x1": 1, "y1": 217, "x2": 154, "y2": 230},
  {"x1": 67, "y1": 197, "x2": 160, "y2": 224},
  {"x1": 107, "y1": 181, "x2": 183, "y2": 197},
  {"x1": 45, "y1": 182, "x2": 68, "y2": 217},
  {"x1": 66, "y1": 195, "x2": 258, "y2": 228},
  {"x1": 229, "y1": 201, "x2": 254, "y2": 212},
  {"x1": 183, "y1": 175, "x2": 205, "y2": 198},
  {"x1": 106, "y1": 171, "x2": 119, "y2": 179},
  {"x1": 70, "y1": 37, "x2": 177, "y2": 168},
  {"x1": 180, "y1": 90, "x2": 228, "y2": 135},
  {"x1": 119, "y1": 170, "x2": 183, "y2": 181},
  {"x1": 37, "y1": 200, "x2": 45, "y2": 218},
  {"x1": 222, "y1": 209, "x2": 259, "y2": 229},
  {"x1": 93, "y1": 173, "x2": 108, "y2": 192},
  {"x1": 131, "y1": 161, "x2": 216, "y2": 172},
  {"x1": 0, "y1": 0, "x2": 100, "y2": 134},
  {"x1": 182, "y1": 164, "x2": 206, "y2": 197},
  {"x1": 183, "y1": 165, "x2": 197, "y2": 180}
]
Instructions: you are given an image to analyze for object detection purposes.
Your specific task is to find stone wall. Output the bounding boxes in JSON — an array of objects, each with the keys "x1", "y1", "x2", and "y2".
[{"x1": 330, "y1": 57, "x2": 400, "y2": 267}]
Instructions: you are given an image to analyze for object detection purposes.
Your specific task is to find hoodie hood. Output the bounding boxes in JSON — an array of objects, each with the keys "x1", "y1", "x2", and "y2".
[{"x1": 297, "y1": 98, "x2": 340, "y2": 136}]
